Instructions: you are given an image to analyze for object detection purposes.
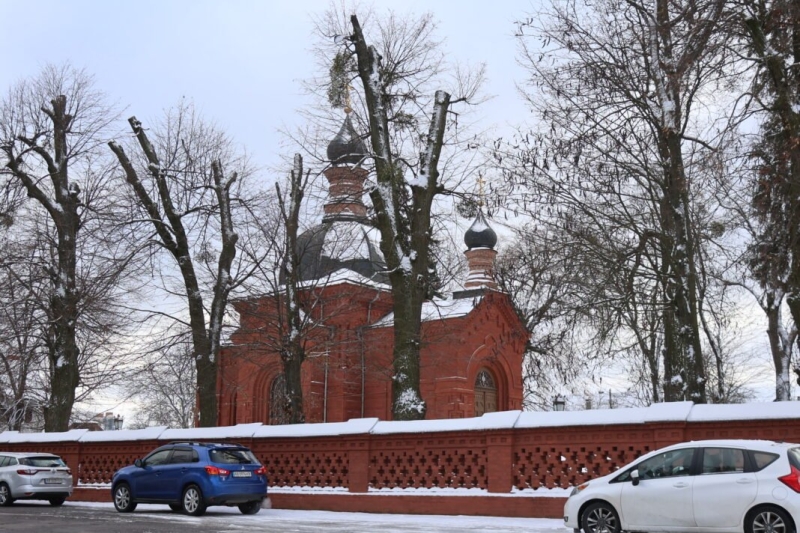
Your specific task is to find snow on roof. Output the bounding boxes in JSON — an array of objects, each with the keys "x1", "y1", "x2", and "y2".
[
  {"x1": 159, "y1": 423, "x2": 264, "y2": 441},
  {"x1": 321, "y1": 221, "x2": 380, "y2": 262},
  {"x1": 0, "y1": 431, "x2": 19, "y2": 444},
  {"x1": 3, "y1": 429, "x2": 88, "y2": 443},
  {"x1": 372, "y1": 296, "x2": 478, "y2": 328},
  {"x1": 252, "y1": 418, "x2": 379, "y2": 438},
  {"x1": 1, "y1": 401, "x2": 800, "y2": 444},
  {"x1": 516, "y1": 401, "x2": 695, "y2": 428},
  {"x1": 297, "y1": 268, "x2": 391, "y2": 291},
  {"x1": 687, "y1": 401, "x2": 800, "y2": 422},
  {"x1": 80, "y1": 426, "x2": 168, "y2": 442}
]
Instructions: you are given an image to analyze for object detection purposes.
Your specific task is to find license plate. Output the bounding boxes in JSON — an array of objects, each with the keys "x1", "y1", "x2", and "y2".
[
  {"x1": 232, "y1": 471, "x2": 252, "y2": 478},
  {"x1": 44, "y1": 478, "x2": 62, "y2": 484}
]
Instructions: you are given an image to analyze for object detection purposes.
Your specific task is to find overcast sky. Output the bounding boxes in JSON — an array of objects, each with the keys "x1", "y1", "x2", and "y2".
[
  {"x1": 0, "y1": 0, "x2": 778, "y2": 414},
  {"x1": 0, "y1": 0, "x2": 536, "y2": 176}
]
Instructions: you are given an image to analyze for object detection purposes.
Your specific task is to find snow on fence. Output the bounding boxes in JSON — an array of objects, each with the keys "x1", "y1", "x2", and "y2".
[{"x1": 1, "y1": 401, "x2": 799, "y2": 503}]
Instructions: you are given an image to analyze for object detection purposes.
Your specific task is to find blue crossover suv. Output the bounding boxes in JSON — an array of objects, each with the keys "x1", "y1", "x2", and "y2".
[{"x1": 111, "y1": 442, "x2": 267, "y2": 516}]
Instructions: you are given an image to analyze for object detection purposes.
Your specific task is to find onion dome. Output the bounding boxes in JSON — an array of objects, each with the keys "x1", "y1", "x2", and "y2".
[
  {"x1": 327, "y1": 115, "x2": 368, "y2": 166},
  {"x1": 293, "y1": 220, "x2": 387, "y2": 283},
  {"x1": 464, "y1": 211, "x2": 497, "y2": 250}
]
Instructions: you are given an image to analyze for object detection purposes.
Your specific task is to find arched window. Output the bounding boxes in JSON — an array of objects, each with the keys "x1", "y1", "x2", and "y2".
[
  {"x1": 269, "y1": 374, "x2": 288, "y2": 425},
  {"x1": 474, "y1": 369, "x2": 497, "y2": 416}
]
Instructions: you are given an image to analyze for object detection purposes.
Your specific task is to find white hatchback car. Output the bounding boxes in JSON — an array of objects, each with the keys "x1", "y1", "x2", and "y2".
[
  {"x1": 0, "y1": 452, "x2": 73, "y2": 506},
  {"x1": 564, "y1": 439, "x2": 800, "y2": 533}
]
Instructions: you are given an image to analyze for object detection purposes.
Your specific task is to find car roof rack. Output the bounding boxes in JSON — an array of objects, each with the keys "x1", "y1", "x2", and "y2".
[{"x1": 168, "y1": 441, "x2": 246, "y2": 448}]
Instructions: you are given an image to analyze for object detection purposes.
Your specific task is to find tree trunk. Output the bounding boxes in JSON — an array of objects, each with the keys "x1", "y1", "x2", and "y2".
[
  {"x1": 3, "y1": 94, "x2": 82, "y2": 431},
  {"x1": 350, "y1": 15, "x2": 452, "y2": 420},
  {"x1": 277, "y1": 154, "x2": 306, "y2": 424}
]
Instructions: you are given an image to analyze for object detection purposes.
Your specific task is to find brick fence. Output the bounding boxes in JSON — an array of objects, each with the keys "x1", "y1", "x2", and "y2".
[{"x1": 2, "y1": 401, "x2": 799, "y2": 518}]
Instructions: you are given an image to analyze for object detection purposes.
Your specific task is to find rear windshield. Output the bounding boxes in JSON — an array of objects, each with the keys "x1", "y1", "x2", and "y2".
[
  {"x1": 209, "y1": 448, "x2": 258, "y2": 465},
  {"x1": 19, "y1": 456, "x2": 66, "y2": 467}
]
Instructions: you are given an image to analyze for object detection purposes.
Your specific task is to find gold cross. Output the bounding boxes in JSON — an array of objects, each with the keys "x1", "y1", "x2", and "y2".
[
  {"x1": 477, "y1": 174, "x2": 485, "y2": 207},
  {"x1": 344, "y1": 85, "x2": 353, "y2": 114}
]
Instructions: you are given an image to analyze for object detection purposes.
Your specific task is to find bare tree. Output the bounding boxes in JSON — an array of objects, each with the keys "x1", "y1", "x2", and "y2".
[
  {"x1": 109, "y1": 102, "x2": 263, "y2": 427},
  {"x1": 739, "y1": 0, "x2": 800, "y2": 399},
  {"x1": 505, "y1": 0, "x2": 734, "y2": 403},
  {"x1": 319, "y1": 13, "x2": 483, "y2": 420},
  {"x1": 0, "y1": 65, "x2": 131, "y2": 431},
  {"x1": 125, "y1": 344, "x2": 197, "y2": 429}
]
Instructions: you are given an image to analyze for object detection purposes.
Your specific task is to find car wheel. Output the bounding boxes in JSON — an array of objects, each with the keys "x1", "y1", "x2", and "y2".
[
  {"x1": 181, "y1": 484, "x2": 206, "y2": 516},
  {"x1": 48, "y1": 497, "x2": 65, "y2": 506},
  {"x1": 581, "y1": 502, "x2": 621, "y2": 533},
  {"x1": 238, "y1": 501, "x2": 261, "y2": 515},
  {"x1": 113, "y1": 483, "x2": 137, "y2": 513},
  {"x1": 747, "y1": 506, "x2": 793, "y2": 533},
  {"x1": 169, "y1": 503, "x2": 182, "y2": 512},
  {"x1": 0, "y1": 482, "x2": 13, "y2": 506}
]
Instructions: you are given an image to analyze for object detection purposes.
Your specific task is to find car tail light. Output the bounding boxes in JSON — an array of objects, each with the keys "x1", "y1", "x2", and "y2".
[
  {"x1": 16, "y1": 469, "x2": 38, "y2": 475},
  {"x1": 779, "y1": 465, "x2": 800, "y2": 492},
  {"x1": 205, "y1": 465, "x2": 230, "y2": 476},
  {"x1": 255, "y1": 466, "x2": 267, "y2": 476}
]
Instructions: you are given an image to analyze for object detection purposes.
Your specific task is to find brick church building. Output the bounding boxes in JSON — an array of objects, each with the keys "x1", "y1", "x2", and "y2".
[{"x1": 216, "y1": 114, "x2": 528, "y2": 425}]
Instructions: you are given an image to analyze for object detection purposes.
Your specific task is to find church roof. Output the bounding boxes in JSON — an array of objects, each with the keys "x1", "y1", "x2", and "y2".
[
  {"x1": 296, "y1": 219, "x2": 388, "y2": 284},
  {"x1": 370, "y1": 295, "x2": 480, "y2": 328}
]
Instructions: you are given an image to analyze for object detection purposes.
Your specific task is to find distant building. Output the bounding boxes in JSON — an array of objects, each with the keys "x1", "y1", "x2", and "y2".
[{"x1": 217, "y1": 113, "x2": 528, "y2": 424}]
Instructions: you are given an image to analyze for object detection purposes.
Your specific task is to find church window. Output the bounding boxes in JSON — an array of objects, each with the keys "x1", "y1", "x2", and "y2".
[{"x1": 474, "y1": 369, "x2": 497, "y2": 416}]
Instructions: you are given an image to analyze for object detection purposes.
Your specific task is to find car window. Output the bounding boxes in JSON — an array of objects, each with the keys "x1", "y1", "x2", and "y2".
[
  {"x1": 19, "y1": 456, "x2": 66, "y2": 467},
  {"x1": 209, "y1": 448, "x2": 258, "y2": 465},
  {"x1": 701, "y1": 448, "x2": 745, "y2": 474},
  {"x1": 637, "y1": 448, "x2": 695, "y2": 479},
  {"x1": 8, "y1": 458, "x2": 17, "y2": 466},
  {"x1": 170, "y1": 448, "x2": 197, "y2": 464},
  {"x1": 750, "y1": 448, "x2": 784, "y2": 472},
  {"x1": 144, "y1": 449, "x2": 172, "y2": 467},
  {"x1": 0, "y1": 456, "x2": 8, "y2": 467},
  {"x1": 786, "y1": 448, "x2": 800, "y2": 470}
]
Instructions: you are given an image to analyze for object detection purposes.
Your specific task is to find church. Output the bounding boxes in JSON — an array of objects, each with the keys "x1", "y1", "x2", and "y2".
[{"x1": 216, "y1": 114, "x2": 529, "y2": 425}]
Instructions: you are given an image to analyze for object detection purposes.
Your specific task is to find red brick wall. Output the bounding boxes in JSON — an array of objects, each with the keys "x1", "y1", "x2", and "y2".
[{"x1": 5, "y1": 413, "x2": 800, "y2": 518}]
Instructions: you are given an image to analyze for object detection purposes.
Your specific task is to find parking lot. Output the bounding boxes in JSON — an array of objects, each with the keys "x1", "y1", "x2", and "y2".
[{"x1": 0, "y1": 501, "x2": 569, "y2": 533}]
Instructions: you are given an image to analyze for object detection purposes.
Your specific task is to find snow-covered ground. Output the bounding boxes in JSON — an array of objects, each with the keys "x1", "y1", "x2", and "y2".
[{"x1": 68, "y1": 501, "x2": 571, "y2": 532}]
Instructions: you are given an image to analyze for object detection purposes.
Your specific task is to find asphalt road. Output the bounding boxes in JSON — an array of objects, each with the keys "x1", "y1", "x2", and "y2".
[{"x1": 0, "y1": 501, "x2": 567, "y2": 533}]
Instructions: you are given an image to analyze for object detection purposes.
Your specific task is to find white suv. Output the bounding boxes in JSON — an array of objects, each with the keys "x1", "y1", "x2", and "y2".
[
  {"x1": 0, "y1": 452, "x2": 73, "y2": 506},
  {"x1": 565, "y1": 439, "x2": 800, "y2": 533}
]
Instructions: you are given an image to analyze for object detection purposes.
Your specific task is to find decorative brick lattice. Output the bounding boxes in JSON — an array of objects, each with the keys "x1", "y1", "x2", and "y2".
[
  {"x1": 513, "y1": 444, "x2": 650, "y2": 490},
  {"x1": 369, "y1": 447, "x2": 487, "y2": 490},
  {"x1": 254, "y1": 449, "x2": 349, "y2": 489},
  {"x1": 79, "y1": 450, "x2": 140, "y2": 485}
]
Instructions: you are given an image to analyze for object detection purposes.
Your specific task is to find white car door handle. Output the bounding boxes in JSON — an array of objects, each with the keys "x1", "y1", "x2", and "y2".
[
  {"x1": 673, "y1": 482, "x2": 689, "y2": 488},
  {"x1": 736, "y1": 478, "x2": 754, "y2": 484}
]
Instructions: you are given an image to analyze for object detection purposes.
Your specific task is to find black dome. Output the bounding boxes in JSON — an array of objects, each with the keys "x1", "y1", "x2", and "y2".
[
  {"x1": 290, "y1": 220, "x2": 387, "y2": 284},
  {"x1": 464, "y1": 211, "x2": 497, "y2": 250},
  {"x1": 327, "y1": 115, "x2": 368, "y2": 166}
]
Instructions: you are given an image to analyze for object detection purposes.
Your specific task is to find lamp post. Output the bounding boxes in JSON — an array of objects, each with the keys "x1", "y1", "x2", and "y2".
[
  {"x1": 553, "y1": 395, "x2": 566, "y2": 411},
  {"x1": 113, "y1": 414, "x2": 124, "y2": 430}
]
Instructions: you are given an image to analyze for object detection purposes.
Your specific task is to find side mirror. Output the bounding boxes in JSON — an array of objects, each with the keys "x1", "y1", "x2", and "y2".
[
  {"x1": 134, "y1": 458, "x2": 143, "y2": 468},
  {"x1": 630, "y1": 469, "x2": 640, "y2": 486}
]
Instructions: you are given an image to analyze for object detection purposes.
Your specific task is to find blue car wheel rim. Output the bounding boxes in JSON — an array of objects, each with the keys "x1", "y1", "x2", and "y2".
[
  {"x1": 115, "y1": 486, "x2": 130, "y2": 509},
  {"x1": 184, "y1": 488, "x2": 200, "y2": 513}
]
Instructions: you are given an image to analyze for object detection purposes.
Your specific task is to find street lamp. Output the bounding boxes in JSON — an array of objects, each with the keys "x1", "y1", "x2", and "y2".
[
  {"x1": 113, "y1": 414, "x2": 124, "y2": 430},
  {"x1": 553, "y1": 395, "x2": 566, "y2": 412}
]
